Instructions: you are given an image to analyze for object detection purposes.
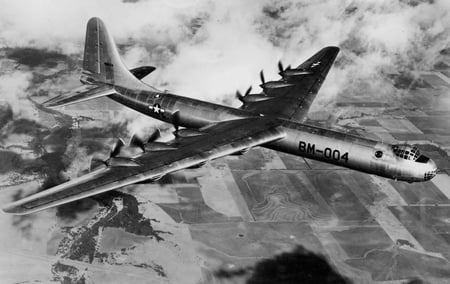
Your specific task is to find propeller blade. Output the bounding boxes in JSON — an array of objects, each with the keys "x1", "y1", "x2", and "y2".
[
  {"x1": 90, "y1": 157, "x2": 107, "y2": 171},
  {"x1": 110, "y1": 138, "x2": 125, "y2": 158},
  {"x1": 147, "y1": 128, "x2": 161, "y2": 143},
  {"x1": 91, "y1": 157, "x2": 104, "y2": 162},
  {"x1": 278, "y1": 60, "x2": 284, "y2": 73},
  {"x1": 172, "y1": 110, "x2": 180, "y2": 134},
  {"x1": 245, "y1": 85, "x2": 252, "y2": 96},
  {"x1": 236, "y1": 90, "x2": 244, "y2": 102},
  {"x1": 129, "y1": 134, "x2": 145, "y2": 151},
  {"x1": 260, "y1": 70, "x2": 265, "y2": 85},
  {"x1": 236, "y1": 86, "x2": 252, "y2": 103},
  {"x1": 91, "y1": 157, "x2": 107, "y2": 165}
]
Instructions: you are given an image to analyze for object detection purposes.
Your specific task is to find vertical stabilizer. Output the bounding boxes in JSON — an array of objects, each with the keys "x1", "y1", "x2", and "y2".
[{"x1": 82, "y1": 17, "x2": 150, "y2": 90}]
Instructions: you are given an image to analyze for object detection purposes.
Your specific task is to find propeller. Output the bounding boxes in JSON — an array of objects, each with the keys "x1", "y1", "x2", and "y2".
[
  {"x1": 278, "y1": 60, "x2": 292, "y2": 75},
  {"x1": 89, "y1": 137, "x2": 139, "y2": 170},
  {"x1": 236, "y1": 86, "x2": 252, "y2": 103},
  {"x1": 147, "y1": 128, "x2": 161, "y2": 143},
  {"x1": 278, "y1": 60, "x2": 284, "y2": 73},
  {"x1": 129, "y1": 134, "x2": 145, "y2": 151},
  {"x1": 110, "y1": 138, "x2": 125, "y2": 158},
  {"x1": 90, "y1": 138, "x2": 124, "y2": 169},
  {"x1": 90, "y1": 156, "x2": 107, "y2": 171},
  {"x1": 260, "y1": 70, "x2": 265, "y2": 85},
  {"x1": 130, "y1": 128, "x2": 161, "y2": 152},
  {"x1": 172, "y1": 110, "x2": 180, "y2": 136}
]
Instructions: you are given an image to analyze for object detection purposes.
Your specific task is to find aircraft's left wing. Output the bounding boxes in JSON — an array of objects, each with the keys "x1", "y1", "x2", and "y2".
[
  {"x1": 242, "y1": 46, "x2": 339, "y2": 123},
  {"x1": 3, "y1": 118, "x2": 285, "y2": 215}
]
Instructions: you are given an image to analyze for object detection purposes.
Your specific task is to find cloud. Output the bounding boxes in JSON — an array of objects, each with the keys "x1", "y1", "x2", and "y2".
[
  {"x1": 155, "y1": 0, "x2": 281, "y2": 103},
  {"x1": 0, "y1": 70, "x2": 37, "y2": 118},
  {"x1": 1, "y1": 0, "x2": 448, "y2": 117},
  {"x1": 0, "y1": 0, "x2": 207, "y2": 53}
]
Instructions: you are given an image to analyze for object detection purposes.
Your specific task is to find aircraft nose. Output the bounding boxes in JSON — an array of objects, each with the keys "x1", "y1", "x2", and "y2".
[{"x1": 424, "y1": 159, "x2": 437, "y2": 181}]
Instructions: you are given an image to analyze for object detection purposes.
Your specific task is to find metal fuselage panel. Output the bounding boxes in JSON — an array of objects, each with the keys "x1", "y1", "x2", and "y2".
[
  {"x1": 108, "y1": 90, "x2": 429, "y2": 182},
  {"x1": 266, "y1": 123, "x2": 394, "y2": 179},
  {"x1": 109, "y1": 88, "x2": 250, "y2": 127}
]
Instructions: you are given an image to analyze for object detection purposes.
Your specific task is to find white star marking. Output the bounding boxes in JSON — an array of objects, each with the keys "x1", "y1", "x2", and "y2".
[{"x1": 148, "y1": 104, "x2": 165, "y2": 114}]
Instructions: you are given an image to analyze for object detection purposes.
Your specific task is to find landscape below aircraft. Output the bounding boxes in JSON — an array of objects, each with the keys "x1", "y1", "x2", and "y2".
[{"x1": 3, "y1": 17, "x2": 437, "y2": 215}]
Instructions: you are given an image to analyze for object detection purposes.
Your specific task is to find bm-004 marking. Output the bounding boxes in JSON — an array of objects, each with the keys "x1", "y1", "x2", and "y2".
[
  {"x1": 3, "y1": 17, "x2": 438, "y2": 215},
  {"x1": 298, "y1": 141, "x2": 348, "y2": 163}
]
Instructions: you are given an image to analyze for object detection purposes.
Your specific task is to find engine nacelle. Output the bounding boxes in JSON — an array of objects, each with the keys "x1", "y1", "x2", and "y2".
[
  {"x1": 240, "y1": 94, "x2": 273, "y2": 103},
  {"x1": 106, "y1": 157, "x2": 140, "y2": 167},
  {"x1": 175, "y1": 129, "x2": 203, "y2": 138},
  {"x1": 260, "y1": 81, "x2": 294, "y2": 89},
  {"x1": 144, "y1": 142, "x2": 177, "y2": 151},
  {"x1": 280, "y1": 69, "x2": 312, "y2": 77}
]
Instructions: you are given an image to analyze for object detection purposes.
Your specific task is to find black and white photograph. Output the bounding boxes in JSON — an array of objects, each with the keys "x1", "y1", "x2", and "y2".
[{"x1": 0, "y1": 0, "x2": 449, "y2": 283}]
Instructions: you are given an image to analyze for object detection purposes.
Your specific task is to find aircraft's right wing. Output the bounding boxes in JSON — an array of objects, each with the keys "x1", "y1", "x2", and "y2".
[{"x1": 3, "y1": 117, "x2": 285, "y2": 215}]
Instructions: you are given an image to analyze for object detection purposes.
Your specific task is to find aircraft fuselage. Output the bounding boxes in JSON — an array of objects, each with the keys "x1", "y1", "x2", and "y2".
[{"x1": 108, "y1": 88, "x2": 437, "y2": 183}]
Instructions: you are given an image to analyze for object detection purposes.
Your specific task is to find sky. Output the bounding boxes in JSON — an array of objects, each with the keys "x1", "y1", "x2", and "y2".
[{"x1": 0, "y1": 0, "x2": 449, "y2": 120}]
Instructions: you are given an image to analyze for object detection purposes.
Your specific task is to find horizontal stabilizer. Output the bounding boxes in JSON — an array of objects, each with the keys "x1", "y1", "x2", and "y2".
[
  {"x1": 42, "y1": 84, "x2": 116, "y2": 108},
  {"x1": 42, "y1": 18, "x2": 159, "y2": 109},
  {"x1": 130, "y1": 66, "x2": 156, "y2": 80}
]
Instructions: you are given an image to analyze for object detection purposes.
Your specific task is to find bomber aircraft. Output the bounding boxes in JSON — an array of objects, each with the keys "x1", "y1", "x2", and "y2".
[{"x1": 3, "y1": 17, "x2": 438, "y2": 214}]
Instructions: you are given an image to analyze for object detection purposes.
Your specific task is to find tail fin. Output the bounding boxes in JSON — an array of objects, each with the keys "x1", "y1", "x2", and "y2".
[
  {"x1": 81, "y1": 17, "x2": 148, "y2": 89},
  {"x1": 43, "y1": 17, "x2": 152, "y2": 108}
]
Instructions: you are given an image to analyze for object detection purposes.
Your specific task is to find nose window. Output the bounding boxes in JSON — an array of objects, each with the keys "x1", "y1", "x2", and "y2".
[
  {"x1": 424, "y1": 169, "x2": 437, "y2": 180},
  {"x1": 416, "y1": 155, "x2": 430, "y2": 163},
  {"x1": 375, "y1": 151, "x2": 383, "y2": 158}
]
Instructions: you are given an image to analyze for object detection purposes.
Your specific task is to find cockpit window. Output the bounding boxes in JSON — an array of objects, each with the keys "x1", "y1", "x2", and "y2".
[
  {"x1": 416, "y1": 155, "x2": 430, "y2": 163},
  {"x1": 392, "y1": 145, "x2": 421, "y2": 161}
]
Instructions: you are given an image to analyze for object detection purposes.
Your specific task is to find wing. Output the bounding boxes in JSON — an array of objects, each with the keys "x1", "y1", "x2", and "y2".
[
  {"x1": 243, "y1": 46, "x2": 339, "y2": 123},
  {"x1": 3, "y1": 118, "x2": 285, "y2": 215}
]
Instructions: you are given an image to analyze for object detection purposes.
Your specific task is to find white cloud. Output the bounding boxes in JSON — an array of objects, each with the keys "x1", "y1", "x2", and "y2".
[
  {"x1": 0, "y1": 70, "x2": 39, "y2": 119},
  {"x1": 0, "y1": 0, "x2": 448, "y2": 112}
]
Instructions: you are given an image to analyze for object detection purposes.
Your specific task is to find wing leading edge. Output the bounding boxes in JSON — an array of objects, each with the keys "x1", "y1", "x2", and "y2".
[{"x1": 3, "y1": 118, "x2": 285, "y2": 215}]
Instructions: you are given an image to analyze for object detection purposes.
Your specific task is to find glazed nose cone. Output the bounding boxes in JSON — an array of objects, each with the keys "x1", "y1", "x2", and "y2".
[{"x1": 424, "y1": 159, "x2": 438, "y2": 181}]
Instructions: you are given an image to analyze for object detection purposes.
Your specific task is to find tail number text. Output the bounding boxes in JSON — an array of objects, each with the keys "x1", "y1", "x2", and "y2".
[{"x1": 298, "y1": 141, "x2": 348, "y2": 163}]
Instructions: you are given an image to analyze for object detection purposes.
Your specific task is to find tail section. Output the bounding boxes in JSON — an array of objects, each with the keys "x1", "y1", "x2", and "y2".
[
  {"x1": 82, "y1": 17, "x2": 146, "y2": 89},
  {"x1": 43, "y1": 17, "x2": 153, "y2": 108}
]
